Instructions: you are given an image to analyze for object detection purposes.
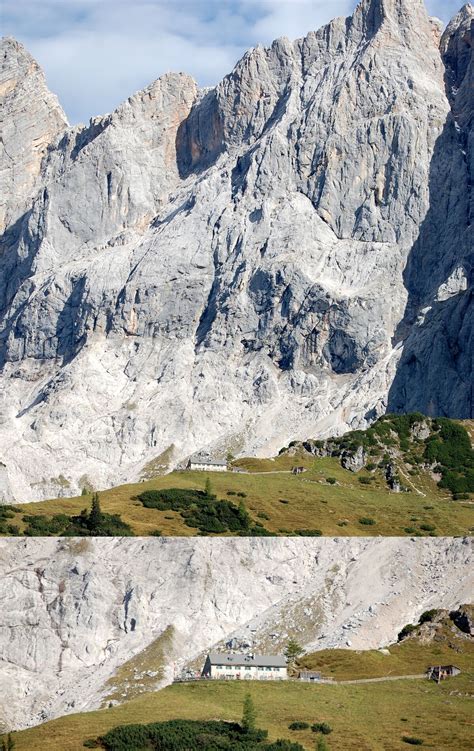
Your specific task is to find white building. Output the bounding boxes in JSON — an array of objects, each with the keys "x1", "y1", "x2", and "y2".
[
  {"x1": 202, "y1": 653, "x2": 287, "y2": 681},
  {"x1": 187, "y1": 455, "x2": 227, "y2": 472}
]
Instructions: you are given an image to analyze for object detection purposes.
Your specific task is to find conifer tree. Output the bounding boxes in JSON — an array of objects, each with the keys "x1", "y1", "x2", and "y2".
[
  {"x1": 284, "y1": 638, "x2": 304, "y2": 665},
  {"x1": 88, "y1": 492, "x2": 103, "y2": 531},
  {"x1": 242, "y1": 693, "x2": 256, "y2": 734}
]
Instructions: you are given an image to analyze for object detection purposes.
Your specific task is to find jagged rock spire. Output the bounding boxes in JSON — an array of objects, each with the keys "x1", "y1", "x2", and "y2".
[{"x1": 0, "y1": 37, "x2": 68, "y2": 233}]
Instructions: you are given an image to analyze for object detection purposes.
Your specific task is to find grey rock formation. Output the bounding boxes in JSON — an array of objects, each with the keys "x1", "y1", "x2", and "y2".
[
  {"x1": 341, "y1": 445, "x2": 367, "y2": 473},
  {"x1": 0, "y1": 0, "x2": 472, "y2": 500},
  {"x1": 0, "y1": 536, "x2": 472, "y2": 730}
]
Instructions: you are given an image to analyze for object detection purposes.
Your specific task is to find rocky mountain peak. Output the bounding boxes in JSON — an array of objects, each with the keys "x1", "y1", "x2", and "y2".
[
  {"x1": 350, "y1": 0, "x2": 433, "y2": 42},
  {"x1": 0, "y1": 2, "x2": 472, "y2": 500},
  {"x1": 0, "y1": 36, "x2": 68, "y2": 234}
]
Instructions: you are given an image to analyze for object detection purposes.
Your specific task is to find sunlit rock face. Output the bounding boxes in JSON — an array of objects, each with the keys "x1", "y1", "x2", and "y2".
[
  {"x1": 0, "y1": 536, "x2": 472, "y2": 730},
  {"x1": 0, "y1": 0, "x2": 472, "y2": 501}
]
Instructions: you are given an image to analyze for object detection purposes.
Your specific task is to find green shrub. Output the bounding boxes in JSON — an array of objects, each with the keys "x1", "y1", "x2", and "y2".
[
  {"x1": 294, "y1": 529, "x2": 323, "y2": 537},
  {"x1": 138, "y1": 488, "x2": 252, "y2": 535},
  {"x1": 311, "y1": 722, "x2": 332, "y2": 735},
  {"x1": 404, "y1": 527, "x2": 417, "y2": 534},
  {"x1": 358, "y1": 477, "x2": 372, "y2": 485},
  {"x1": 98, "y1": 719, "x2": 275, "y2": 751},
  {"x1": 288, "y1": 722, "x2": 310, "y2": 731},
  {"x1": 398, "y1": 624, "x2": 417, "y2": 641},
  {"x1": 365, "y1": 463, "x2": 377, "y2": 471},
  {"x1": 326, "y1": 477, "x2": 337, "y2": 485},
  {"x1": 402, "y1": 737, "x2": 424, "y2": 746},
  {"x1": 419, "y1": 524, "x2": 435, "y2": 532},
  {"x1": 22, "y1": 496, "x2": 134, "y2": 537},
  {"x1": 257, "y1": 512, "x2": 270, "y2": 520},
  {"x1": 424, "y1": 419, "x2": 474, "y2": 496},
  {"x1": 419, "y1": 609, "x2": 438, "y2": 624},
  {"x1": 359, "y1": 517, "x2": 376, "y2": 526}
]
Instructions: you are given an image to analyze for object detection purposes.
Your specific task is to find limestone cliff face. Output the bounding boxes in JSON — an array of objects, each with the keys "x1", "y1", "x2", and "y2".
[
  {"x1": 0, "y1": 537, "x2": 472, "y2": 730},
  {"x1": 0, "y1": 0, "x2": 472, "y2": 500}
]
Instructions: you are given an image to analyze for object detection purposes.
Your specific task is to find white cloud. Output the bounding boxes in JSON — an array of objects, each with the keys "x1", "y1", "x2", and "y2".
[{"x1": 2, "y1": 0, "x2": 467, "y2": 123}]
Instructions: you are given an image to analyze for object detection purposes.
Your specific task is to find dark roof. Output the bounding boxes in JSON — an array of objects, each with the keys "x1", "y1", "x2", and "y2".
[{"x1": 208, "y1": 652, "x2": 286, "y2": 668}]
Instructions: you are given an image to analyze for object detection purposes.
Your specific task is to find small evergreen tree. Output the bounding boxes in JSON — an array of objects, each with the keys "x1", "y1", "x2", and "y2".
[
  {"x1": 285, "y1": 638, "x2": 304, "y2": 665},
  {"x1": 204, "y1": 477, "x2": 213, "y2": 498},
  {"x1": 242, "y1": 693, "x2": 257, "y2": 734},
  {"x1": 88, "y1": 492, "x2": 103, "y2": 531}
]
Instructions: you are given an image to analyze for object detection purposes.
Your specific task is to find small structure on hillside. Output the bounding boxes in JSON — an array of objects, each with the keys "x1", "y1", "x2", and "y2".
[
  {"x1": 427, "y1": 665, "x2": 461, "y2": 683},
  {"x1": 202, "y1": 653, "x2": 287, "y2": 681},
  {"x1": 298, "y1": 670, "x2": 323, "y2": 682},
  {"x1": 187, "y1": 455, "x2": 227, "y2": 472},
  {"x1": 292, "y1": 466, "x2": 306, "y2": 475}
]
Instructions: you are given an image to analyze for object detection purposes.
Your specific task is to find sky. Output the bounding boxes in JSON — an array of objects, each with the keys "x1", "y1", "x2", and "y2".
[{"x1": 1, "y1": 0, "x2": 466, "y2": 124}]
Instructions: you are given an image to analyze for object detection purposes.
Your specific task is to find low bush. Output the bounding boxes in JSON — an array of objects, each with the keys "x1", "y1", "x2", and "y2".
[
  {"x1": 419, "y1": 609, "x2": 438, "y2": 624},
  {"x1": 311, "y1": 723, "x2": 332, "y2": 735},
  {"x1": 326, "y1": 477, "x2": 337, "y2": 485},
  {"x1": 358, "y1": 477, "x2": 372, "y2": 485},
  {"x1": 359, "y1": 517, "x2": 376, "y2": 526},
  {"x1": 97, "y1": 719, "x2": 299, "y2": 751},
  {"x1": 402, "y1": 737, "x2": 424, "y2": 746},
  {"x1": 398, "y1": 624, "x2": 417, "y2": 641},
  {"x1": 288, "y1": 722, "x2": 309, "y2": 731},
  {"x1": 22, "y1": 496, "x2": 133, "y2": 537},
  {"x1": 294, "y1": 529, "x2": 323, "y2": 537},
  {"x1": 419, "y1": 524, "x2": 435, "y2": 532},
  {"x1": 138, "y1": 488, "x2": 252, "y2": 535}
]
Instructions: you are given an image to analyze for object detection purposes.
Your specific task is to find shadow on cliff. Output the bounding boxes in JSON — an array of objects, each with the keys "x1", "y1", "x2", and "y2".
[
  {"x1": 0, "y1": 207, "x2": 39, "y2": 370},
  {"x1": 387, "y1": 106, "x2": 473, "y2": 418}
]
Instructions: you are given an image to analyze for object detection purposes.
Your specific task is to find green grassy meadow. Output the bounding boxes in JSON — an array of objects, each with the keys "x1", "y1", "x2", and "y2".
[
  {"x1": 6, "y1": 451, "x2": 473, "y2": 537},
  {"x1": 11, "y1": 670, "x2": 473, "y2": 751}
]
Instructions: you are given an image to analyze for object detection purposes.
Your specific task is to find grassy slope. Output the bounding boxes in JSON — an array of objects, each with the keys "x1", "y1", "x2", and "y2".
[
  {"x1": 11, "y1": 620, "x2": 474, "y2": 751},
  {"x1": 11, "y1": 668, "x2": 473, "y2": 751},
  {"x1": 298, "y1": 625, "x2": 474, "y2": 680},
  {"x1": 7, "y1": 451, "x2": 473, "y2": 537}
]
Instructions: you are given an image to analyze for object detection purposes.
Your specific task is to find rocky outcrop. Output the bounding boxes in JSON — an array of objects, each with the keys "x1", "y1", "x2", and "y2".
[
  {"x1": 0, "y1": 536, "x2": 472, "y2": 731},
  {"x1": 0, "y1": 0, "x2": 472, "y2": 500},
  {"x1": 341, "y1": 445, "x2": 367, "y2": 473},
  {"x1": 451, "y1": 603, "x2": 474, "y2": 635}
]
